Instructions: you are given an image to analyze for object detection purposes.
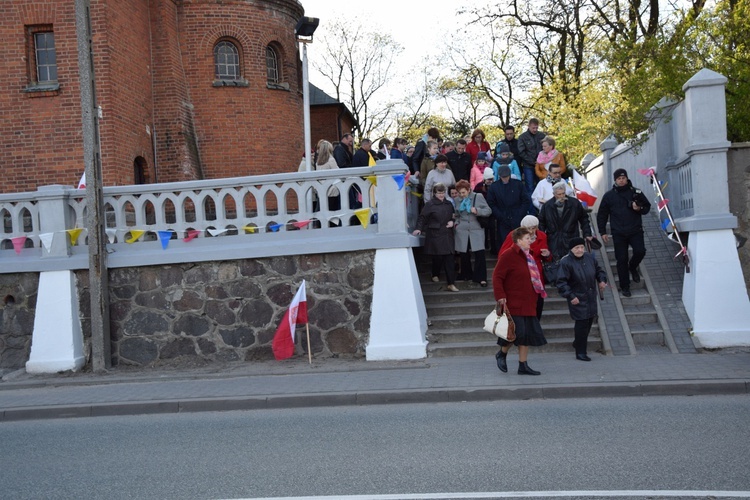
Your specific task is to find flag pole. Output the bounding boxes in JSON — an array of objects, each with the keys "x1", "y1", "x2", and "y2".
[{"x1": 305, "y1": 323, "x2": 312, "y2": 364}]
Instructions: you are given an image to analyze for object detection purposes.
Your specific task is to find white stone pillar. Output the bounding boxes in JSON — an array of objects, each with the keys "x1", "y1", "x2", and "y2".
[
  {"x1": 367, "y1": 247, "x2": 427, "y2": 360},
  {"x1": 26, "y1": 270, "x2": 86, "y2": 373},
  {"x1": 679, "y1": 69, "x2": 750, "y2": 347}
]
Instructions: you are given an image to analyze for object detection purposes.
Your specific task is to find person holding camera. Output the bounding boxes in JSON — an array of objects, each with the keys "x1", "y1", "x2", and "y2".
[{"x1": 596, "y1": 169, "x2": 651, "y2": 297}]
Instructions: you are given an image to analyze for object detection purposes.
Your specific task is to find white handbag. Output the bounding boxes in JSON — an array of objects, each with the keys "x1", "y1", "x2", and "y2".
[{"x1": 483, "y1": 302, "x2": 516, "y2": 341}]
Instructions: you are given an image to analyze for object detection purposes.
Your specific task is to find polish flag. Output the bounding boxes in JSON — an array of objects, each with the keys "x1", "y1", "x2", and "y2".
[
  {"x1": 272, "y1": 280, "x2": 308, "y2": 361},
  {"x1": 77, "y1": 172, "x2": 86, "y2": 189},
  {"x1": 572, "y1": 170, "x2": 598, "y2": 208}
]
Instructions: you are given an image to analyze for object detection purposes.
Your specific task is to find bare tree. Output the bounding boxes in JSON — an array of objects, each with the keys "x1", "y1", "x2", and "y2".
[{"x1": 314, "y1": 19, "x2": 402, "y2": 140}]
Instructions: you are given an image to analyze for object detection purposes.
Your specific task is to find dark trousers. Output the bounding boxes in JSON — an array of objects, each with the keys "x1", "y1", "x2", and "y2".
[
  {"x1": 612, "y1": 231, "x2": 646, "y2": 290},
  {"x1": 459, "y1": 246, "x2": 487, "y2": 283},
  {"x1": 496, "y1": 221, "x2": 512, "y2": 253},
  {"x1": 574, "y1": 317, "x2": 595, "y2": 354},
  {"x1": 431, "y1": 254, "x2": 456, "y2": 285},
  {"x1": 485, "y1": 217, "x2": 498, "y2": 254},
  {"x1": 537, "y1": 294, "x2": 544, "y2": 321}
]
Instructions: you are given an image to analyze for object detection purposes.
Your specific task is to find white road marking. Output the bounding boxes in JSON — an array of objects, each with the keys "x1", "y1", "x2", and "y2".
[{"x1": 225, "y1": 491, "x2": 750, "y2": 500}]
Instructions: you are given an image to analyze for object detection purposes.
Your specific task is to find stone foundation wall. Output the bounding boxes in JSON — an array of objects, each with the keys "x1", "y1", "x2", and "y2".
[
  {"x1": 0, "y1": 273, "x2": 38, "y2": 370},
  {"x1": 76, "y1": 251, "x2": 375, "y2": 367},
  {"x1": 728, "y1": 145, "x2": 750, "y2": 291}
]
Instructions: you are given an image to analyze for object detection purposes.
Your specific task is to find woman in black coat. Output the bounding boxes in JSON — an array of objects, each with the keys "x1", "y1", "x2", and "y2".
[
  {"x1": 413, "y1": 183, "x2": 458, "y2": 292},
  {"x1": 556, "y1": 237, "x2": 607, "y2": 361}
]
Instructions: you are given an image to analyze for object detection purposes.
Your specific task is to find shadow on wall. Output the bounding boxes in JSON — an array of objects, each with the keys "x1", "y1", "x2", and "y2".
[{"x1": 728, "y1": 144, "x2": 750, "y2": 292}]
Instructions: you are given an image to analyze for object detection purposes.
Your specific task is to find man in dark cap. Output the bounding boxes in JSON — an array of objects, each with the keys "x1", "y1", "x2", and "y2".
[
  {"x1": 596, "y1": 168, "x2": 651, "y2": 297},
  {"x1": 487, "y1": 164, "x2": 530, "y2": 251}
]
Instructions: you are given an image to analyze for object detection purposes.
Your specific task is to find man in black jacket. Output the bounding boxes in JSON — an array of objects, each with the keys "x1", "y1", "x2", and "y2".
[
  {"x1": 596, "y1": 168, "x2": 651, "y2": 297},
  {"x1": 333, "y1": 133, "x2": 354, "y2": 167},
  {"x1": 487, "y1": 165, "x2": 531, "y2": 250},
  {"x1": 446, "y1": 139, "x2": 472, "y2": 182}
]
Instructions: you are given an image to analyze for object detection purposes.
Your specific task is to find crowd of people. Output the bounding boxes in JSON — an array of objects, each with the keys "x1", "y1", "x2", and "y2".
[{"x1": 305, "y1": 122, "x2": 652, "y2": 372}]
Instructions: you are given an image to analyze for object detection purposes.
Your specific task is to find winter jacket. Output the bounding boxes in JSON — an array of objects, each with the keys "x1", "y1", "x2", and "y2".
[
  {"x1": 469, "y1": 163, "x2": 489, "y2": 190},
  {"x1": 500, "y1": 230, "x2": 552, "y2": 283},
  {"x1": 596, "y1": 181, "x2": 651, "y2": 237},
  {"x1": 333, "y1": 143, "x2": 352, "y2": 167},
  {"x1": 557, "y1": 251, "x2": 607, "y2": 320},
  {"x1": 424, "y1": 168, "x2": 456, "y2": 202},
  {"x1": 493, "y1": 244, "x2": 541, "y2": 317},
  {"x1": 535, "y1": 151, "x2": 567, "y2": 179},
  {"x1": 486, "y1": 178, "x2": 530, "y2": 234},
  {"x1": 446, "y1": 150, "x2": 472, "y2": 182},
  {"x1": 466, "y1": 140, "x2": 491, "y2": 164},
  {"x1": 517, "y1": 130, "x2": 546, "y2": 168},
  {"x1": 454, "y1": 192, "x2": 491, "y2": 253},
  {"x1": 416, "y1": 197, "x2": 456, "y2": 256},
  {"x1": 538, "y1": 196, "x2": 592, "y2": 260}
]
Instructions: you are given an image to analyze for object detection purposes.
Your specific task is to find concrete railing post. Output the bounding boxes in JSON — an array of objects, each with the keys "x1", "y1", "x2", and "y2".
[
  {"x1": 36, "y1": 185, "x2": 76, "y2": 257},
  {"x1": 680, "y1": 69, "x2": 750, "y2": 347},
  {"x1": 599, "y1": 135, "x2": 618, "y2": 188},
  {"x1": 373, "y1": 160, "x2": 408, "y2": 235}
]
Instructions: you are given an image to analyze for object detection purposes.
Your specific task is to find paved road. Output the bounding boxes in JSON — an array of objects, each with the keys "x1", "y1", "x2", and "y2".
[{"x1": 2, "y1": 395, "x2": 749, "y2": 499}]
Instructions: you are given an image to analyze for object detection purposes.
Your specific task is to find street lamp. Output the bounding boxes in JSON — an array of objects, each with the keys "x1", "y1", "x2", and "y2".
[{"x1": 295, "y1": 16, "x2": 319, "y2": 173}]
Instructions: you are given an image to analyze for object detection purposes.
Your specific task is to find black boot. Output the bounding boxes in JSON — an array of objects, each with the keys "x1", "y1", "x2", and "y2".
[
  {"x1": 518, "y1": 361, "x2": 540, "y2": 375},
  {"x1": 495, "y1": 350, "x2": 508, "y2": 373}
]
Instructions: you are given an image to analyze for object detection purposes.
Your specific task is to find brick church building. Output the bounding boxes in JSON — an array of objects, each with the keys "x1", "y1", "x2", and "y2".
[{"x1": 0, "y1": 0, "x2": 308, "y2": 194}]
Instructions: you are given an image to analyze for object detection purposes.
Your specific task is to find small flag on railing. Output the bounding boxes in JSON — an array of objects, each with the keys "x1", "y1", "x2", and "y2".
[
  {"x1": 392, "y1": 174, "x2": 405, "y2": 190},
  {"x1": 661, "y1": 218, "x2": 672, "y2": 231},
  {"x1": 272, "y1": 280, "x2": 308, "y2": 361},
  {"x1": 207, "y1": 227, "x2": 229, "y2": 237},
  {"x1": 243, "y1": 225, "x2": 258, "y2": 234},
  {"x1": 39, "y1": 232, "x2": 55, "y2": 252},
  {"x1": 355, "y1": 208, "x2": 371, "y2": 229},
  {"x1": 657, "y1": 199, "x2": 669, "y2": 211},
  {"x1": 11, "y1": 236, "x2": 27, "y2": 255},
  {"x1": 293, "y1": 220, "x2": 312, "y2": 229},
  {"x1": 66, "y1": 228, "x2": 84, "y2": 245},
  {"x1": 157, "y1": 230, "x2": 173, "y2": 249},
  {"x1": 105, "y1": 229, "x2": 117, "y2": 244},
  {"x1": 269, "y1": 223, "x2": 283, "y2": 232},
  {"x1": 365, "y1": 175, "x2": 377, "y2": 186},
  {"x1": 126, "y1": 230, "x2": 146, "y2": 244},
  {"x1": 77, "y1": 172, "x2": 86, "y2": 189},
  {"x1": 637, "y1": 167, "x2": 655, "y2": 177},
  {"x1": 183, "y1": 229, "x2": 201, "y2": 242},
  {"x1": 572, "y1": 170, "x2": 598, "y2": 207}
]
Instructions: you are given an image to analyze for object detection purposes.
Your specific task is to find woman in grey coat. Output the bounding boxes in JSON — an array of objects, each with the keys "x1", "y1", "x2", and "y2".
[
  {"x1": 454, "y1": 179, "x2": 492, "y2": 286},
  {"x1": 556, "y1": 237, "x2": 607, "y2": 361}
]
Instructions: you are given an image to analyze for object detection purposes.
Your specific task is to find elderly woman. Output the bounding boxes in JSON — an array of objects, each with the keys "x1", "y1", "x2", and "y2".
[
  {"x1": 493, "y1": 226, "x2": 548, "y2": 375},
  {"x1": 500, "y1": 215, "x2": 552, "y2": 318},
  {"x1": 534, "y1": 136, "x2": 567, "y2": 180},
  {"x1": 538, "y1": 182, "x2": 592, "y2": 261},
  {"x1": 557, "y1": 237, "x2": 607, "y2": 361},
  {"x1": 413, "y1": 183, "x2": 459, "y2": 292},
  {"x1": 454, "y1": 179, "x2": 492, "y2": 287}
]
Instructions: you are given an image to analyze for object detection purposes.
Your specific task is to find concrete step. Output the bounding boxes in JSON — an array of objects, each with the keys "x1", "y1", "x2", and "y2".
[
  {"x1": 423, "y1": 289, "x2": 494, "y2": 304},
  {"x1": 631, "y1": 329, "x2": 666, "y2": 345},
  {"x1": 427, "y1": 319, "x2": 597, "y2": 342},
  {"x1": 624, "y1": 310, "x2": 659, "y2": 324},
  {"x1": 427, "y1": 337, "x2": 602, "y2": 357},
  {"x1": 425, "y1": 296, "x2": 571, "y2": 314},
  {"x1": 428, "y1": 309, "x2": 577, "y2": 330}
]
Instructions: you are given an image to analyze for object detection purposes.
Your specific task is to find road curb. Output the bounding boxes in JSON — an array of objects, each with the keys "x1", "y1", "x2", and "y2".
[{"x1": 1, "y1": 379, "x2": 747, "y2": 422}]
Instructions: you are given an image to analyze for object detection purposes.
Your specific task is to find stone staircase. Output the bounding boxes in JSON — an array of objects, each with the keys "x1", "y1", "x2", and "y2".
[
  {"x1": 419, "y1": 254, "x2": 602, "y2": 357},
  {"x1": 594, "y1": 218, "x2": 681, "y2": 354}
]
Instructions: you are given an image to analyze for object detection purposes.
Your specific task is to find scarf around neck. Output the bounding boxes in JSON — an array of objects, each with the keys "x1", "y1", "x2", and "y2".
[
  {"x1": 459, "y1": 197, "x2": 472, "y2": 213},
  {"x1": 536, "y1": 149, "x2": 558, "y2": 164},
  {"x1": 523, "y1": 247, "x2": 547, "y2": 298}
]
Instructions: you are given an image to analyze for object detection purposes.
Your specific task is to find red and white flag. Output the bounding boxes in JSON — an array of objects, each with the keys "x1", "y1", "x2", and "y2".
[
  {"x1": 572, "y1": 169, "x2": 598, "y2": 208},
  {"x1": 77, "y1": 172, "x2": 86, "y2": 189},
  {"x1": 272, "y1": 280, "x2": 308, "y2": 361}
]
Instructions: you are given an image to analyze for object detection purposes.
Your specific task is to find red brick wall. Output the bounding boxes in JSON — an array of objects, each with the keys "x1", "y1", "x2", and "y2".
[
  {"x1": 311, "y1": 105, "x2": 355, "y2": 146},
  {"x1": 0, "y1": 0, "x2": 305, "y2": 194},
  {"x1": 0, "y1": 2, "x2": 85, "y2": 193},
  {"x1": 176, "y1": 0, "x2": 304, "y2": 178}
]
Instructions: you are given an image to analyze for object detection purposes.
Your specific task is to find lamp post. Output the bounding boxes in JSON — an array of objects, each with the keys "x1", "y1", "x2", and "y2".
[{"x1": 295, "y1": 16, "x2": 319, "y2": 173}]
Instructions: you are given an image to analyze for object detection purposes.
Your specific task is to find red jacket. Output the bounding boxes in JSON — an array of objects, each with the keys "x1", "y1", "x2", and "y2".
[
  {"x1": 499, "y1": 230, "x2": 552, "y2": 283},
  {"x1": 466, "y1": 140, "x2": 491, "y2": 165},
  {"x1": 493, "y1": 244, "x2": 542, "y2": 316}
]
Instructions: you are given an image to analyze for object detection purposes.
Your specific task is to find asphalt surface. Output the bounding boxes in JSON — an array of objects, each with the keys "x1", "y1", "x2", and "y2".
[{"x1": 1, "y1": 348, "x2": 749, "y2": 421}]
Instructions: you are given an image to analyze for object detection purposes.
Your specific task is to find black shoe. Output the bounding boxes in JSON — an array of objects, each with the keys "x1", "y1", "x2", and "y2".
[
  {"x1": 518, "y1": 361, "x2": 540, "y2": 375},
  {"x1": 576, "y1": 353, "x2": 591, "y2": 362},
  {"x1": 630, "y1": 267, "x2": 641, "y2": 283},
  {"x1": 621, "y1": 288, "x2": 631, "y2": 297},
  {"x1": 495, "y1": 350, "x2": 508, "y2": 373}
]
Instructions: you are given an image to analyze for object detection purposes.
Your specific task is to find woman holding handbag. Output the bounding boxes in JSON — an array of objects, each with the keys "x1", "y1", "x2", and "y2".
[
  {"x1": 493, "y1": 226, "x2": 548, "y2": 375},
  {"x1": 454, "y1": 179, "x2": 492, "y2": 287}
]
